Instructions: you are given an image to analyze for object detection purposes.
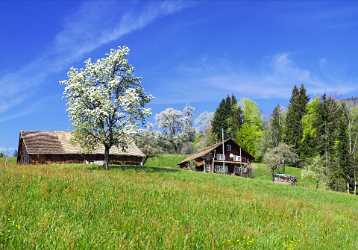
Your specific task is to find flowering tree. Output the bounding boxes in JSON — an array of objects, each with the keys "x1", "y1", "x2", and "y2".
[
  {"x1": 61, "y1": 46, "x2": 152, "y2": 169},
  {"x1": 264, "y1": 143, "x2": 298, "y2": 181},
  {"x1": 156, "y1": 105, "x2": 195, "y2": 153},
  {"x1": 182, "y1": 105, "x2": 196, "y2": 142},
  {"x1": 135, "y1": 123, "x2": 163, "y2": 156},
  {"x1": 302, "y1": 155, "x2": 326, "y2": 189},
  {"x1": 194, "y1": 112, "x2": 214, "y2": 133}
]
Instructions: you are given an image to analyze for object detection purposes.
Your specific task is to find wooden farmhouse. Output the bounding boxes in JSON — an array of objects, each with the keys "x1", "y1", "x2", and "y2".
[
  {"x1": 17, "y1": 131, "x2": 145, "y2": 165},
  {"x1": 178, "y1": 139, "x2": 254, "y2": 176}
]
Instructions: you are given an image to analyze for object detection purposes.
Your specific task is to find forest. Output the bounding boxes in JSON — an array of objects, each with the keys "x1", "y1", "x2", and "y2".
[{"x1": 136, "y1": 85, "x2": 358, "y2": 194}]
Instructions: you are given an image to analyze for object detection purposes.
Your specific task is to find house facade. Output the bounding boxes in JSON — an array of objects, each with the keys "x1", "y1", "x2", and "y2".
[
  {"x1": 178, "y1": 139, "x2": 254, "y2": 176},
  {"x1": 17, "y1": 131, "x2": 145, "y2": 165}
]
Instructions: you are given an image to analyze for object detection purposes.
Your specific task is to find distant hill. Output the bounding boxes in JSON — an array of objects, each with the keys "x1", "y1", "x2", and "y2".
[{"x1": 340, "y1": 97, "x2": 358, "y2": 106}]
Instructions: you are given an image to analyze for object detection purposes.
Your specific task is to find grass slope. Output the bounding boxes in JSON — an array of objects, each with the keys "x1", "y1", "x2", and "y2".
[
  {"x1": 0, "y1": 156, "x2": 358, "y2": 249},
  {"x1": 144, "y1": 154, "x2": 186, "y2": 168}
]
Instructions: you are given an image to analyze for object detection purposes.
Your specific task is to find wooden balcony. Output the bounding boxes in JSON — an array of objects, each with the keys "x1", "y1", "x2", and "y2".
[{"x1": 213, "y1": 160, "x2": 249, "y2": 165}]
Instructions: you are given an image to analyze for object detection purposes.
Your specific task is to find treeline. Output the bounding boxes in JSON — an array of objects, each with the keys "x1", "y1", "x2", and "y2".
[
  {"x1": 136, "y1": 85, "x2": 358, "y2": 193},
  {"x1": 209, "y1": 95, "x2": 264, "y2": 159},
  {"x1": 136, "y1": 96, "x2": 265, "y2": 160},
  {"x1": 264, "y1": 85, "x2": 358, "y2": 193},
  {"x1": 136, "y1": 106, "x2": 198, "y2": 155}
]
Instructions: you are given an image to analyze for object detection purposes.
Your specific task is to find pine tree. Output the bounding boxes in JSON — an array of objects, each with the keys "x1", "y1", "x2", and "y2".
[
  {"x1": 212, "y1": 98, "x2": 228, "y2": 138},
  {"x1": 315, "y1": 95, "x2": 339, "y2": 158},
  {"x1": 285, "y1": 86, "x2": 300, "y2": 146},
  {"x1": 285, "y1": 84, "x2": 308, "y2": 160},
  {"x1": 229, "y1": 96, "x2": 243, "y2": 138},
  {"x1": 298, "y1": 85, "x2": 309, "y2": 113},
  {"x1": 211, "y1": 95, "x2": 243, "y2": 140},
  {"x1": 315, "y1": 95, "x2": 341, "y2": 189},
  {"x1": 271, "y1": 105, "x2": 283, "y2": 147},
  {"x1": 336, "y1": 103, "x2": 354, "y2": 192}
]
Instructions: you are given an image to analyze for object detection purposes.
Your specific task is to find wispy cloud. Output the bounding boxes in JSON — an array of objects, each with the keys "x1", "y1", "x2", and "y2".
[
  {"x1": 206, "y1": 53, "x2": 357, "y2": 98},
  {"x1": 155, "y1": 53, "x2": 358, "y2": 104},
  {"x1": 0, "y1": 95, "x2": 57, "y2": 124},
  {"x1": 0, "y1": 0, "x2": 189, "y2": 119}
]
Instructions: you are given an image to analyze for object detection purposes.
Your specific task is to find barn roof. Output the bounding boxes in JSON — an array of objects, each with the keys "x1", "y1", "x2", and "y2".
[
  {"x1": 19, "y1": 131, "x2": 145, "y2": 157},
  {"x1": 179, "y1": 138, "x2": 254, "y2": 165}
]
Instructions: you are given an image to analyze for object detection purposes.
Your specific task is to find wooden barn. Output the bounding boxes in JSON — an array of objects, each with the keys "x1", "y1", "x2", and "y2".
[
  {"x1": 178, "y1": 139, "x2": 254, "y2": 176},
  {"x1": 17, "y1": 131, "x2": 145, "y2": 165}
]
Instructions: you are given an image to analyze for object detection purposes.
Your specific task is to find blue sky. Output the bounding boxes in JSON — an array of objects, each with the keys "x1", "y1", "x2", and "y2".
[{"x1": 1, "y1": 0, "x2": 358, "y2": 153}]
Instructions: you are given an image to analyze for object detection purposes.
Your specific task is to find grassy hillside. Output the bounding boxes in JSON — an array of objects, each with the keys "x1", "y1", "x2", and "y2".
[
  {"x1": 1, "y1": 156, "x2": 358, "y2": 249},
  {"x1": 144, "y1": 154, "x2": 186, "y2": 168}
]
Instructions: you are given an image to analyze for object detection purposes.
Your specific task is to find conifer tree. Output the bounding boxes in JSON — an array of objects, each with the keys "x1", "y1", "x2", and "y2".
[
  {"x1": 314, "y1": 95, "x2": 341, "y2": 188},
  {"x1": 271, "y1": 105, "x2": 283, "y2": 147},
  {"x1": 285, "y1": 84, "x2": 309, "y2": 160},
  {"x1": 298, "y1": 85, "x2": 309, "y2": 113},
  {"x1": 336, "y1": 103, "x2": 354, "y2": 192},
  {"x1": 285, "y1": 86, "x2": 300, "y2": 145},
  {"x1": 211, "y1": 95, "x2": 243, "y2": 140}
]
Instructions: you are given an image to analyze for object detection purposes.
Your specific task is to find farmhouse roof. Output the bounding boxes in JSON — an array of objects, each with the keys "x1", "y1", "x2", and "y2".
[
  {"x1": 179, "y1": 138, "x2": 254, "y2": 164},
  {"x1": 19, "y1": 131, "x2": 145, "y2": 157}
]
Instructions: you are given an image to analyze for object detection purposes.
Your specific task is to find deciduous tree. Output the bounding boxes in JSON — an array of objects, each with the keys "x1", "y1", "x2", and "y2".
[
  {"x1": 301, "y1": 97, "x2": 320, "y2": 158},
  {"x1": 236, "y1": 98, "x2": 263, "y2": 159},
  {"x1": 156, "y1": 105, "x2": 195, "y2": 153},
  {"x1": 264, "y1": 143, "x2": 298, "y2": 181},
  {"x1": 302, "y1": 155, "x2": 326, "y2": 189},
  {"x1": 61, "y1": 46, "x2": 152, "y2": 169}
]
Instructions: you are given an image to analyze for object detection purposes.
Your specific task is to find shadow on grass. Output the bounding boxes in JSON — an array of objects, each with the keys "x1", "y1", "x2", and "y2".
[{"x1": 87, "y1": 164, "x2": 180, "y2": 173}]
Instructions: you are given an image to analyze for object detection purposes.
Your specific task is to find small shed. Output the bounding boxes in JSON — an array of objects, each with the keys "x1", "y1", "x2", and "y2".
[
  {"x1": 273, "y1": 174, "x2": 297, "y2": 185},
  {"x1": 17, "y1": 131, "x2": 145, "y2": 165}
]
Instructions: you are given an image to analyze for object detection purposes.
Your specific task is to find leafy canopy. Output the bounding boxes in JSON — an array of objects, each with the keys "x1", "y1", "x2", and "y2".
[
  {"x1": 61, "y1": 46, "x2": 152, "y2": 159},
  {"x1": 264, "y1": 143, "x2": 298, "y2": 176},
  {"x1": 236, "y1": 98, "x2": 263, "y2": 159}
]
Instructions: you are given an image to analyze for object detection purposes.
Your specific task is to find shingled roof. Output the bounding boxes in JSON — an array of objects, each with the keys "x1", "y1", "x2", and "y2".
[{"x1": 19, "y1": 131, "x2": 145, "y2": 157}]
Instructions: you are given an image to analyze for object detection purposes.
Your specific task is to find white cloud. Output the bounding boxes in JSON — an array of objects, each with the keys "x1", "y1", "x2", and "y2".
[
  {"x1": 162, "y1": 53, "x2": 358, "y2": 102},
  {"x1": 0, "y1": 96, "x2": 55, "y2": 124},
  {"x1": 0, "y1": 0, "x2": 189, "y2": 117}
]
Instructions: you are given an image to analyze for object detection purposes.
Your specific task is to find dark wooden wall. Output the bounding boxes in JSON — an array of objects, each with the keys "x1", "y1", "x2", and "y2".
[
  {"x1": 213, "y1": 140, "x2": 253, "y2": 163},
  {"x1": 17, "y1": 139, "x2": 144, "y2": 165},
  {"x1": 17, "y1": 139, "x2": 30, "y2": 164},
  {"x1": 24, "y1": 154, "x2": 144, "y2": 165}
]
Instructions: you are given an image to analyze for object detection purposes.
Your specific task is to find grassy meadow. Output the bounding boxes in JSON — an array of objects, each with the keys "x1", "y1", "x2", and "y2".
[{"x1": 1, "y1": 156, "x2": 358, "y2": 249}]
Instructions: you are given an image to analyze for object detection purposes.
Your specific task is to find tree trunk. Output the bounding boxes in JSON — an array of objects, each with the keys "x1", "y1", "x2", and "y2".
[
  {"x1": 353, "y1": 169, "x2": 357, "y2": 195},
  {"x1": 104, "y1": 145, "x2": 110, "y2": 170}
]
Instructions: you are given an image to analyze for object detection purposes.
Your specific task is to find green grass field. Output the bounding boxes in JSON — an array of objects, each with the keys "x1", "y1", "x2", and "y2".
[{"x1": 1, "y1": 155, "x2": 358, "y2": 249}]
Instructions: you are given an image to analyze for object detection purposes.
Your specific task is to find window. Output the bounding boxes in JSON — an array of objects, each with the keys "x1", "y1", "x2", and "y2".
[
  {"x1": 226, "y1": 144, "x2": 232, "y2": 151},
  {"x1": 215, "y1": 165, "x2": 227, "y2": 174},
  {"x1": 216, "y1": 154, "x2": 225, "y2": 160}
]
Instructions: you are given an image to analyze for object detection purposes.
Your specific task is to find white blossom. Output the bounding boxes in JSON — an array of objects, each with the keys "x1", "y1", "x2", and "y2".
[
  {"x1": 60, "y1": 46, "x2": 152, "y2": 168},
  {"x1": 155, "y1": 105, "x2": 195, "y2": 153}
]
